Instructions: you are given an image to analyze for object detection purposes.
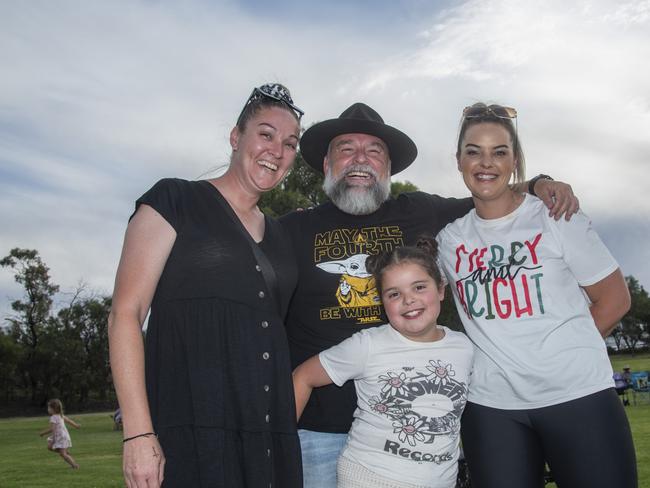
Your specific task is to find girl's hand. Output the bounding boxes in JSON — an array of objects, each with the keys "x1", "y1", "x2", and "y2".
[{"x1": 123, "y1": 435, "x2": 165, "y2": 488}]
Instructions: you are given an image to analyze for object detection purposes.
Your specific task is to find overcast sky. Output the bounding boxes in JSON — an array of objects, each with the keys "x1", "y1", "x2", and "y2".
[{"x1": 1, "y1": 0, "x2": 649, "y2": 321}]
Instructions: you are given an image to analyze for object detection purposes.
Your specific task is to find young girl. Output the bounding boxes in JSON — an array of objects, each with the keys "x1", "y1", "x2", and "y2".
[
  {"x1": 436, "y1": 103, "x2": 637, "y2": 487},
  {"x1": 293, "y1": 238, "x2": 474, "y2": 488},
  {"x1": 39, "y1": 398, "x2": 81, "y2": 469}
]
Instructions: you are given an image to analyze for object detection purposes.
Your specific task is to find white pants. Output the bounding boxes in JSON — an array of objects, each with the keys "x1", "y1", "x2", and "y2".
[{"x1": 336, "y1": 456, "x2": 434, "y2": 488}]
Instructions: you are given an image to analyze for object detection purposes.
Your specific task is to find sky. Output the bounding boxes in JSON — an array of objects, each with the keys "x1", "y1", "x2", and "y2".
[{"x1": 1, "y1": 0, "x2": 649, "y2": 321}]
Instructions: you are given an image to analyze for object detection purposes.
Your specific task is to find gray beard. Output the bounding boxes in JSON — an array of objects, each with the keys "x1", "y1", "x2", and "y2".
[{"x1": 323, "y1": 165, "x2": 391, "y2": 215}]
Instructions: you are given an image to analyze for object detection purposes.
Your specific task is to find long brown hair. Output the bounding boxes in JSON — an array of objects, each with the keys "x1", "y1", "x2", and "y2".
[{"x1": 47, "y1": 398, "x2": 64, "y2": 416}]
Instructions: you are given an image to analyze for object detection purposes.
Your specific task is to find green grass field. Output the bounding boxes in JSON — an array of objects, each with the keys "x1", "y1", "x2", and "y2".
[
  {"x1": 0, "y1": 353, "x2": 648, "y2": 487},
  {"x1": 610, "y1": 352, "x2": 650, "y2": 374},
  {"x1": 0, "y1": 412, "x2": 123, "y2": 487}
]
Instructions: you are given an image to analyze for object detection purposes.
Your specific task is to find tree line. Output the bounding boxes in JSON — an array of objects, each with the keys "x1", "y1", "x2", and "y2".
[
  {"x1": 610, "y1": 276, "x2": 650, "y2": 352},
  {"x1": 0, "y1": 249, "x2": 113, "y2": 412},
  {"x1": 1, "y1": 155, "x2": 648, "y2": 412}
]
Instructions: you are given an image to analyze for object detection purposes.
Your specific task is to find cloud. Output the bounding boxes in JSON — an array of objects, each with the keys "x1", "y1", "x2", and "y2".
[
  {"x1": 347, "y1": 0, "x2": 650, "y2": 217},
  {"x1": 1, "y1": 0, "x2": 649, "y2": 320},
  {"x1": 0, "y1": 0, "x2": 415, "y2": 316}
]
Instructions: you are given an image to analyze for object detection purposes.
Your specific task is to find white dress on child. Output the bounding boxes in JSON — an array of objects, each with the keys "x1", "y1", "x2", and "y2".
[{"x1": 48, "y1": 415, "x2": 72, "y2": 449}]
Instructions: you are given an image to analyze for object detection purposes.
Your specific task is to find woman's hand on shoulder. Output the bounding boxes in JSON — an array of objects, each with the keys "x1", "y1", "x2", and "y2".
[{"x1": 123, "y1": 435, "x2": 165, "y2": 488}]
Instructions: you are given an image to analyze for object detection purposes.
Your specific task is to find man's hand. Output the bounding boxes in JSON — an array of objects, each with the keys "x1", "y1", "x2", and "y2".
[{"x1": 534, "y1": 179, "x2": 579, "y2": 220}]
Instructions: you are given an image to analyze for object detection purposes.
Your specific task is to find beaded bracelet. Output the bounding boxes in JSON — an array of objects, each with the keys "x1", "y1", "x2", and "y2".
[{"x1": 122, "y1": 432, "x2": 157, "y2": 443}]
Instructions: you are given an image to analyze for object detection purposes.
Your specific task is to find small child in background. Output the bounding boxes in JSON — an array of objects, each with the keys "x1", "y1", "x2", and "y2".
[
  {"x1": 39, "y1": 398, "x2": 81, "y2": 469},
  {"x1": 293, "y1": 237, "x2": 474, "y2": 488}
]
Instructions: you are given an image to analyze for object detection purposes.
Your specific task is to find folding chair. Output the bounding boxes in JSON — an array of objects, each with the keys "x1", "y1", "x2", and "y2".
[{"x1": 630, "y1": 372, "x2": 650, "y2": 405}]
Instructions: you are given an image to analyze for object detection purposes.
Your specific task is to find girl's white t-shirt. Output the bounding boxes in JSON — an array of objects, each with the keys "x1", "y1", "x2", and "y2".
[
  {"x1": 437, "y1": 194, "x2": 616, "y2": 409},
  {"x1": 320, "y1": 324, "x2": 474, "y2": 488}
]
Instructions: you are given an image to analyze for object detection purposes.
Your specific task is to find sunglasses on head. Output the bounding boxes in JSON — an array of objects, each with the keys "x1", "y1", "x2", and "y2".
[
  {"x1": 237, "y1": 83, "x2": 304, "y2": 125},
  {"x1": 463, "y1": 105, "x2": 517, "y2": 119}
]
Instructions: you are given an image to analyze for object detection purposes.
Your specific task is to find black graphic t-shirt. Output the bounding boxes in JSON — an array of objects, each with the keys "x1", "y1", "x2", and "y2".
[{"x1": 280, "y1": 192, "x2": 473, "y2": 432}]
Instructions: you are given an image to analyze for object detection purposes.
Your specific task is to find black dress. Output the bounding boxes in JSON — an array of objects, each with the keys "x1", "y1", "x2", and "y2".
[{"x1": 135, "y1": 178, "x2": 302, "y2": 487}]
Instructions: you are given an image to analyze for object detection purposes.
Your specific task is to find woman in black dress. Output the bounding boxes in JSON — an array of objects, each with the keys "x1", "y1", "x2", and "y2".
[{"x1": 108, "y1": 83, "x2": 304, "y2": 488}]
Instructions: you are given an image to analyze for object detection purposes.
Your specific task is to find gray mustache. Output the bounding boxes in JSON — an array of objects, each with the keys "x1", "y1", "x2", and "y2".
[{"x1": 342, "y1": 164, "x2": 379, "y2": 179}]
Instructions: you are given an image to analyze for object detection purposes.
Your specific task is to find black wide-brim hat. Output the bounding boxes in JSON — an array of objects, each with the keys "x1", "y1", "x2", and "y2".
[{"x1": 300, "y1": 102, "x2": 418, "y2": 175}]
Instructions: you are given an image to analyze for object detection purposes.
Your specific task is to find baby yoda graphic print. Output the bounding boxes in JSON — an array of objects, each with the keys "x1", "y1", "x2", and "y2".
[
  {"x1": 314, "y1": 225, "x2": 404, "y2": 325},
  {"x1": 316, "y1": 254, "x2": 379, "y2": 308},
  {"x1": 370, "y1": 359, "x2": 468, "y2": 463}
]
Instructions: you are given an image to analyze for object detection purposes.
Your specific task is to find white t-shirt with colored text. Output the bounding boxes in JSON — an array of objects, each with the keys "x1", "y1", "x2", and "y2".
[{"x1": 437, "y1": 195, "x2": 616, "y2": 409}]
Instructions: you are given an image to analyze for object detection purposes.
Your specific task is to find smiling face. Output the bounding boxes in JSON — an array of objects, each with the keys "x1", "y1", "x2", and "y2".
[
  {"x1": 229, "y1": 106, "x2": 300, "y2": 194},
  {"x1": 325, "y1": 133, "x2": 391, "y2": 185},
  {"x1": 322, "y1": 133, "x2": 391, "y2": 215},
  {"x1": 457, "y1": 122, "x2": 519, "y2": 216},
  {"x1": 380, "y1": 261, "x2": 445, "y2": 342}
]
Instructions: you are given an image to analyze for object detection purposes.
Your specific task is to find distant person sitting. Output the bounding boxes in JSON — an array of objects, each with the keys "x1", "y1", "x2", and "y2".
[
  {"x1": 112, "y1": 407, "x2": 123, "y2": 430},
  {"x1": 623, "y1": 365, "x2": 632, "y2": 387},
  {"x1": 614, "y1": 369, "x2": 631, "y2": 406}
]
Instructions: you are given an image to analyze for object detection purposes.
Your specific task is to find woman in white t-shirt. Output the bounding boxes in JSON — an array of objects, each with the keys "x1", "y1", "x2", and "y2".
[
  {"x1": 436, "y1": 103, "x2": 637, "y2": 488},
  {"x1": 293, "y1": 238, "x2": 474, "y2": 488}
]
